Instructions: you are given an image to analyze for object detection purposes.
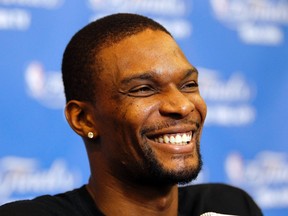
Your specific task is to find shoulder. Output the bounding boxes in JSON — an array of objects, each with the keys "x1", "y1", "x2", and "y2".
[
  {"x1": 178, "y1": 183, "x2": 263, "y2": 216},
  {"x1": 179, "y1": 183, "x2": 251, "y2": 196},
  {"x1": 0, "y1": 186, "x2": 88, "y2": 216},
  {"x1": 0, "y1": 197, "x2": 58, "y2": 216}
]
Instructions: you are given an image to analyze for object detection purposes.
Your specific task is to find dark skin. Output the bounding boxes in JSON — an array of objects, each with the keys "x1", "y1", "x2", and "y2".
[{"x1": 65, "y1": 29, "x2": 207, "y2": 215}]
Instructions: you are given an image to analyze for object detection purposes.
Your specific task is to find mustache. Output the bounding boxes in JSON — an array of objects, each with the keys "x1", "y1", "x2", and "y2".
[{"x1": 140, "y1": 119, "x2": 200, "y2": 135}]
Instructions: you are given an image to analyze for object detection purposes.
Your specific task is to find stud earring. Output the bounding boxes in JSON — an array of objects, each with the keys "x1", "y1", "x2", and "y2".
[{"x1": 87, "y1": 132, "x2": 94, "y2": 139}]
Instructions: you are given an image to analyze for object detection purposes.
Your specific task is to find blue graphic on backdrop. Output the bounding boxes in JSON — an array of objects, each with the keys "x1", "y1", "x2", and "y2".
[
  {"x1": 199, "y1": 67, "x2": 257, "y2": 126},
  {"x1": 0, "y1": 0, "x2": 64, "y2": 30},
  {"x1": 225, "y1": 151, "x2": 288, "y2": 208},
  {"x1": 25, "y1": 61, "x2": 65, "y2": 109},
  {"x1": 0, "y1": 156, "x2": 81, "y2": 204},
  {"x1": 210, "y1": 0, "x2": 288, "y2": 45},
  {"x1": 87, "y1": 0, "x2": 193, "y2": 39}
]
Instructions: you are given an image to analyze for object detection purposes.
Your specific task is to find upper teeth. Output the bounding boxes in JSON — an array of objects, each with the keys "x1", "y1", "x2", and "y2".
[{"x1": 153, "y1": 132, "x2": 192, "y2": 145}]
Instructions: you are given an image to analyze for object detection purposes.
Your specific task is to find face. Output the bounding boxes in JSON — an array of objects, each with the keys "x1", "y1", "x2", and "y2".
[{"x1": 91, "y1": 29, "x2": 207, "y2": 186}]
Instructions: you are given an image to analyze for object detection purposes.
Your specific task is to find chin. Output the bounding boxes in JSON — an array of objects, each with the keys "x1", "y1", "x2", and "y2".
[
  {"x1": 136, "y1": 147, "x2": 203, "y2": 186},
  {"x1": 161, "y1": 157, "x2": 202, "y2": 185},
  {"x1": 174, "y1": 162, "x2": 202, "y2": 185}
]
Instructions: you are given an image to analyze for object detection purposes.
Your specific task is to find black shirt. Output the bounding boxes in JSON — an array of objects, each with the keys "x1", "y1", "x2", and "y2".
[{"x1": 0, "y1": 183, "x2": 262, "y2": 216}]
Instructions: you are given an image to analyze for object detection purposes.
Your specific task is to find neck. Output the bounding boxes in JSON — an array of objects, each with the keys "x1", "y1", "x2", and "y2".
[{"x1": 86, "y1": 175, "x2": 179, "y2": 216}]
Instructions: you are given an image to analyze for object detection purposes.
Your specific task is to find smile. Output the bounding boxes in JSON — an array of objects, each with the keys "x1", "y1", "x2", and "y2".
[{"x1": 153, "y1": 131, "x2": 193, "y2": 145}]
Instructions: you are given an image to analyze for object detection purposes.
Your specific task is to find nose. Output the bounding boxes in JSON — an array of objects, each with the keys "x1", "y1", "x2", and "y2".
[{"x1": 159, "y1": 86, "x2": 195, "y2": 118}]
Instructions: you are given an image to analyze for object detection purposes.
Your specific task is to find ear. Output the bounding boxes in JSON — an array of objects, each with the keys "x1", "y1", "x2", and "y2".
[{"x1": 65, "y1": 100, "x2": 99, "y2": 139}]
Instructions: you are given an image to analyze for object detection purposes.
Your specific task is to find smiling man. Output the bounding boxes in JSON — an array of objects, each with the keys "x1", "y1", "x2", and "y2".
[{"x1": 0, "y1": 13, "x2": 262, "y2": 216}]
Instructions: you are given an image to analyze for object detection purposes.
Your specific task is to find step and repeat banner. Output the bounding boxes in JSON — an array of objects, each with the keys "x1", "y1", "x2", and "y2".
[{"x1": 0, "y1": 0, "x2": 287, "y2": 215}]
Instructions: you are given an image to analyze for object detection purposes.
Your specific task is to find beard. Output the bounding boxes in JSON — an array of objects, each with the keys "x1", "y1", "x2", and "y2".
[{"x1": 133, "y1": 140, "x2": 202, "y2": 186}]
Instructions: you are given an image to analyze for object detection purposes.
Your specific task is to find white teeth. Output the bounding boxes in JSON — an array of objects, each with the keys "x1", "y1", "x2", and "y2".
[
  {"x1": 175, "y1": 134, "x2": 182, "y2": 143},
  {"x1": 182, "y1": 134, "x2": 187, "y2": 142},
  {"x1": 163, "y1": 135, "x2": 169, "y2": 144},
  {"x1": 153, "y1": 132, "x2": 193, "y2": 145}
]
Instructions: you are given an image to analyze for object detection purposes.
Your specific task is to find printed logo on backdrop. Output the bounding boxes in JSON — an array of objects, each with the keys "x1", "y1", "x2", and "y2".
[
  {"x1": 210, "y1": 0, "x2": 288, "y2": 45},
  {"x1": 87, "y1": 0, "x2": 193, "y2": 39},
  {"x1": 0, "y1": 0, "x2": 64, "y2": 30},
  {"x1": 225, "y1": 151, "x2": 288, "y2": 208},
  {"x1": 0, "y1": 156, "x2": 81, "y2": 204},
  {"x1": 198, "y1": 67, "x2": 257, "y2": 126},
  {"x1": 25, "y1": 61, "x2": 65, "y2": 109}
]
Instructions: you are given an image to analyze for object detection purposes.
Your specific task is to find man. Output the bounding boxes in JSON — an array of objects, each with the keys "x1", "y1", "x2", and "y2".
[{"x1": 0, "y1": 13, "x2": 262, "y2": 216}]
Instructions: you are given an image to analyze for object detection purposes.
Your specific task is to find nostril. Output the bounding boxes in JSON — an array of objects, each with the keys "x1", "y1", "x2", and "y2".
[
  {"x1": 159, "y1": 88, "x2": 195, "y2": 117},
  {"x1": 167, "y1": 113, "x2": 186, "y2": 119},
  {"x1": 159, "y1": 99, "x2": 195, "y2": 118}
]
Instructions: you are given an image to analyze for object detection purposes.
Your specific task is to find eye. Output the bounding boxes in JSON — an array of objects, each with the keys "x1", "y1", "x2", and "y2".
[
  {"x1": 128, "y1": 85, "x2": 156, "y2": 97},
  {"x1": 181, "y1": 81, "x2": 198, "y2": 92}
]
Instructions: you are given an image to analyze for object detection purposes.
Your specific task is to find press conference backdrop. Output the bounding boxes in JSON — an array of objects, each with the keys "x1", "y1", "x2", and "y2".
[{"x1": 0, "y1": 0, "x2": 287, "y2": 215}]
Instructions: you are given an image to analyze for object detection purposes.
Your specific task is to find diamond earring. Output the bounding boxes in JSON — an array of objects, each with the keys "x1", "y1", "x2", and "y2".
[{"x1": 87, "y1": 132, "x2": 94, "y2": 139}]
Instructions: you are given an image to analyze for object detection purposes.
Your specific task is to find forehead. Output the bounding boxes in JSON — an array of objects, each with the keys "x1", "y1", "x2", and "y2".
[{"x1": 98, "y1": 29, "x2": 193, "y2": 81}]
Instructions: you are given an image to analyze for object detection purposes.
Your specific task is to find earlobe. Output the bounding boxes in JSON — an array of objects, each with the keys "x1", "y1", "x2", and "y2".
[{"x1": 65, "y1": 100, "x2": 98, "y2": 138}]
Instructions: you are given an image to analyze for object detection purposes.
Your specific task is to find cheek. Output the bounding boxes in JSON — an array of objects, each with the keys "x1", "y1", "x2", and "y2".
[
  {"x1": 192, "y1": 95, "x2": 207, "y2": 122},
  {"x1": 112, "y1": 101, "x2": 158, "y2": 161},
  {"x1": 120, "y1": 99, "x2": 159, "y2": 128}
]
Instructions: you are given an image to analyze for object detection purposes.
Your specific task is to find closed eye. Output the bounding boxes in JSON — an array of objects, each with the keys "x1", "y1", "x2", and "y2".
[
  {"x1": 181, "y1": 81, "x2": 198, "y2": 93},
  {"x1": 128, "y1": 85, "x2": 156, "y2": 97}
]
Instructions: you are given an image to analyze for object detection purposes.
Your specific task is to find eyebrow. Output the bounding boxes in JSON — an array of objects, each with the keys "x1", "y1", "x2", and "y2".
[
  {"x1": 121, "y1": 68, "x2": 198, "y2": 85},
  {"x1": 121, "y1": 72, "x2": 155, "y2": 85},
  {"x1": 183, "y1": 68, "x2": 198, "y2": 79}
]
